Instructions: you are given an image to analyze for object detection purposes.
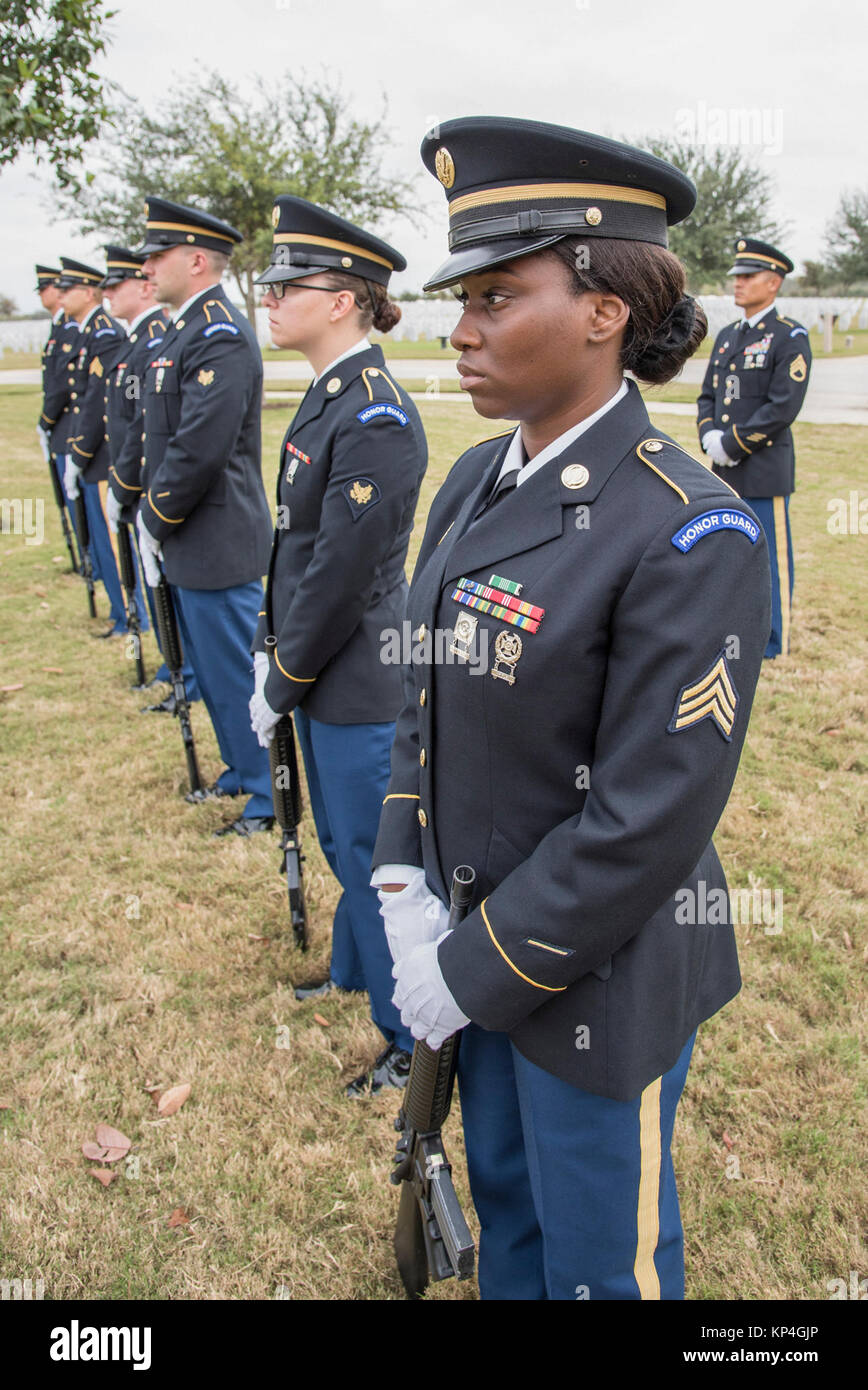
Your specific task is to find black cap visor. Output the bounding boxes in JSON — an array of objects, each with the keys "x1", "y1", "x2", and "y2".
[
  {"x1": 422, "y1": 233, "x2": 566, "y2": 292},
  {"x1": 254, "y1": 260, "x2": 335, "y2": 287}
]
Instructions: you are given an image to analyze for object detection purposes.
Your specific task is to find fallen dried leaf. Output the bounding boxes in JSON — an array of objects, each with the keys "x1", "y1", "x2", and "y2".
[
  {"x1": 0, "y1": 1099, "x2": 12, "y2": 1110},
  {"x1": 313, "y1": 1013, "x2": 331, "y2": 1028},
  {"x1": 95, "y1": 1123, "x2": 131, "y2": 1152},
  {"x1": 157, "y1": 1083, "x2": 191, "y2": 1117},
  {"x1": 765, "y1": 1021, "x2": 783, "y2": 1045},
  {"x1": 42, "y1": 666, "x2": 64, "y2": 674},
  {"x1": 1, "y1": 684, "x2": 24, "y2": 692},
  {"x1": 842, "y1": 930, "x2": 853, "y2": 951},
  {"x1": 722, "y1": 1131, "x2": 734, "y2": 1151},
  {"x1": 82, "y1": 1141, "x2": 108, "y2": 1161},
  {"x1": 89, "y1": 1168, "x2": 117, "y2": 1187},
  {"x1": 103, "y1": 1146, "x2": 129, "y2": 1163},
  {"x1": 142, "y1": 1082, "x2": 161, "y2": 1094},
  {"x1": 166, "y1": 1207, "x2": 189, "y2": 1228}
]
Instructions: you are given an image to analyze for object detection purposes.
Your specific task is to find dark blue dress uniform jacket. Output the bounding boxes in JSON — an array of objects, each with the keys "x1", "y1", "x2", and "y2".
[
  {"x1": 136, "y1": 285, "x2": 272, "y2": 590},
  {"x1": 373, "y1": 381, "x2": 772, "y2": 1101},
  {"x1": 696, "y1": 310, "x2": 812, "y2": 497},
  {"x1": 106, "y1": 310, "x2": 168, "y2": 511},
  {"x1": 63, "y1": 309, "x2": 126, "y2": 483},
  {"x1": 40, "y1": 313, "x2": 83, "y2": 456},
  {"x1": 252, "y1": 345, "x2": 428, "y2": 725}
]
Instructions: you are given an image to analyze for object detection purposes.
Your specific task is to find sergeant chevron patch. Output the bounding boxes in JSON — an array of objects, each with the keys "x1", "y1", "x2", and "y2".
[{"x1": 667, "y1": 652, "x2": 739, "y2": 742}]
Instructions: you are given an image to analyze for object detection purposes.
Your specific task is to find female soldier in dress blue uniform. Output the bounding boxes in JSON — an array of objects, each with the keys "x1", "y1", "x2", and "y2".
[
  {"x1": 249, "y1": 198, "x2": 428, "y2": 1095},
  {"x1": 373, "y1": 118, "x2": 772, "y2": 1298}
]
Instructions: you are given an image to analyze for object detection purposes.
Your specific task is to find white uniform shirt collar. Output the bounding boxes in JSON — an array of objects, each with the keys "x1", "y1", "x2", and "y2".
[
  {"x1": 128, "y1": 306, "x2": 162, "y2": 335},
  {"x1": 52, "y1": 308, "x2": 65, "y2": 324},
  {"x1": 314, "y1": 336, "x2": 371, "y2": 386},
  {"x1": 740, "y1": 302, "x2": 776, "y2": 329},
  {"x1": 496, "y1": 378, "x2": 630, "y2": 488},
  {"x1": 172, "y1": 283, "x2": 221, "y2": 324},
  {"x1": 78, "y1": 303, "x2": 100, "y2": 333}
]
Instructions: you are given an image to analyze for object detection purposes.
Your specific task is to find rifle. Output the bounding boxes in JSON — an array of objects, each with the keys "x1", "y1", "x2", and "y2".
[
  {"x1": 151, "y1": 576, "x2": 202, "y2": 796},
  {"x1": 38, "y1": 432, "x2": 80, "y2": 574},
  {"x1": 268, "y1": 712, "x2": 308, "y2": 950},
  {"x1": 391, "y1": 864, "x2": 476, "y2": 1298},
  {"x1": 72, "y1": 488, "x2": 97, "y2": 618},
  {"x1": 116, "y1": 522, "x2": 147, "y2": 687}
]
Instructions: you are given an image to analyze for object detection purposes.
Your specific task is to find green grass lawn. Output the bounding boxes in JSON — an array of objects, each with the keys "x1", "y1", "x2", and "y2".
[{"x1": 0, "y1": 384, "x2": 864, "y2": 1300}]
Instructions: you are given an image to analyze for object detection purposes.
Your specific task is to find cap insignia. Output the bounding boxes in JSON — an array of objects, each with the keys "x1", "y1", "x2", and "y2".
[{"x1": 435, "y1": 147, "x2": 455, "y2": 189}]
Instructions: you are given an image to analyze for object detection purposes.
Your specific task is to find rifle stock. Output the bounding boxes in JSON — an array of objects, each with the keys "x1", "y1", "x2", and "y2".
[
  {"x1": 151, "y1": 577, "x2": 202, "y2": 795},
  {"x1": 117, "y1": 523, "x2": 147, "y2": 687},
  {"x1": 73, "y1": 491, "x2": 97, "y2": 617},
  {"x1": 41, "y1": 440, "x2": 80, "y2": 574},
  {"x1": 391, "y1": 864, "x2": 476, "y2": 1297},
  {"x1": 268, "y1": 712, "x2": 308, "y2": 950}
]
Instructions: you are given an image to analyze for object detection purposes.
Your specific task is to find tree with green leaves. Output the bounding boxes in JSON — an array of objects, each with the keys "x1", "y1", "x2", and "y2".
[
  {"x1": 0, "y1": 0, "x2": 115, "y2": 188},
  {"x1": 635, "y1": 139, "x2": 784, "y2": 292},
  {"x1": 824, "y1": 188, "x2": 868, "y2": 290},
  {"x1": 56, "y1": 71, "x2": 419, "y2": 322}
]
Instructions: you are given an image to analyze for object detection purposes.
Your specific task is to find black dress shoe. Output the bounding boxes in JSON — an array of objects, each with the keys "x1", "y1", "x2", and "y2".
[
  {"x1": 213, "y1": 815, "x2": 275, "y2": 838},
  {"x1": 345, "y1": 1042, "x2": 412, "y2": 1098},
  {"x1": 185, "y1": 782, "x2": 240, "y2": 805},
  {"x1": 139, "y1": 692, "x2": 176, "y2": 715},
  {"x1": 93, "y1": 625, "x2": 123, "y2": 640},
  {"x1": 294, "y1": 979, "x2": 335, "y2": 1002}
]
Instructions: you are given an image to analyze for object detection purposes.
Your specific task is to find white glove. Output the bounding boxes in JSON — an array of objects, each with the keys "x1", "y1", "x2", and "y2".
[
  {"x1": 253, "y1": 651, "x2": 269, "y2": 697},
  {"x1": 36, "y1": 426, "x2": 50, "y2": 463},
  {"x1": 378, "y1": 870, "x2": 450, "y2": 965},
  {"x1": 106, "y1": 490, "x2": 123, "y2": 535},
  {"x1": 702, "y1": 429, "x2": 737, "y2": 467},
  {"x1": 249, "y1": 688, "x2": 281, "y2": 748},
  {"x1": 64, "y1": 456, "x2": 82, "y2": 500},
  {"x1": 392, "y1": 936, "x2": 470, "y2": 1051},
  {"x1": 136, "y1": 511, "x2": 163, "y2": 587}
]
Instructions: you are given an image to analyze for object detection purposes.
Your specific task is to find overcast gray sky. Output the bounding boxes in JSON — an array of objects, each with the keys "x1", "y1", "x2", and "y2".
[{"x1": 4, "y1": 0, "x2": 865, "y2": 312}]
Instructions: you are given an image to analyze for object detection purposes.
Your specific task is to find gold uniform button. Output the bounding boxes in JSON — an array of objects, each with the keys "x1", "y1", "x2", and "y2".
[
  {"x1": 417, "y1": 809, "x2": 428, "y2": 828},
  {"x1": 326, "y1": 377, "x2": 341, "y2": 393},
  {"x1": 560, "y1": 463, "x2": 589, "y2": 489},
  {"x1": 70, "y1": 392, "x2": 78, "y2": 400},
  {"x1": 368, "y1": 368, "x2": 379, "y2": 377},
  {"x1": 766, "y1": 440, "x2": 773, "y2": 446},
  {"x1": 418, "y1": 623, "x2": 427, "y2": 641},
  {"x1": 585, "y1": 206, "x2": 602, "y2": 225},
  {"x1": 723, "y1": 396, "x2": 732, "y2": 405},
  {"x1": 341, "y1": 256, "x2": 352, "y2": 268},
  {"x1": 73, "y1": 406, "x2": 80, "y2": 413},
  {"x1": 419, "y1": 749, "x2": 426, "y2": 767},
  {"x1": 721, "y1": 414, "x2": 730, "y2": 423},
  {"x1": 102, "y1": 414, "x2": 107, "y2": 422},
  {"x1": 419, "y1": 688, "x2": 427, "y2": 707},
  {"x1": 729, "y1": 362, "x2": 736, "y2": 370},
  {"x1": 645, "y1": 440, "x2": 664, "y2": 453}
]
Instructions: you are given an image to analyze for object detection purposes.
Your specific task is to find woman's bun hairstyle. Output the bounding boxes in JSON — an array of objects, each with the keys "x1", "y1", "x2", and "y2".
[
  {"x1": 550, "y1": 238, "x2": 707, "y2": 385},
  {"x1": 321, "y1": 271, "x2": 402, "y2": 335}
]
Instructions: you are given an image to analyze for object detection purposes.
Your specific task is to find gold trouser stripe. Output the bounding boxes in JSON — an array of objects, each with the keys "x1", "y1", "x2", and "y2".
[
  {"x1": 274, "y1": 649, "x2": 315, "y2": 683},
  {"x1": 448, "y1": 181, "x2": 666, "y2": 217},
  {"x1": 774, "y1": 496, "x2": 791, "y2": 655},
  {"x1": 97, "y1": 479, "x2": 121, "y2": 572},
  {"x1": 636, "y1": 442, "x2": 689, "y2": 504},
  {"x1": 272, "y1": 232, "x2": 393, "y2": 270},
  {"x1": 147, "y1": 490, "x2": 183, "y2": 524},
  {"x1": 633, "y1": 1076, "x2": 663, "y2": 1300},
  {"x1": 147, "y1": 220, "x2": 236, "y2": 245},
  {"x1": 382, "y1": 792, "x2": 420, "y2": 803},
  {"x1": 480, "y1": 900, "x2": 566, "y2": 993}
]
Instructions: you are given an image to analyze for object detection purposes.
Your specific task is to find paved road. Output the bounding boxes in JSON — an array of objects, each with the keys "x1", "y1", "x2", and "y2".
[{"x1": 5, "y1": 355, "x2": 867, "y2": 425}]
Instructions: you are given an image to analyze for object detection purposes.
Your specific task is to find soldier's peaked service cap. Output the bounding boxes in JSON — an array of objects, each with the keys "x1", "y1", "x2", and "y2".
[
  {"x1": 255, "y1": 195, "x2": 405, "y2": 290},
  {"x1": 35, "y1": 264, "x2": 61, "y2": 289},
  {"x1": 137, "y1": 197, "x2": 243, "y2": 255},
  {"x1": 101, "y1": 244, "x2": 147, "y2": 287},
  {"x1": 420, "y1": 116, "x2": 697, "y2": 291},
  {"x1": 57, "y1": 257, "x2": 104, "y2": 288},
  {"x1": 727, "y1": 237, "x2": 793, "y2": 278}
]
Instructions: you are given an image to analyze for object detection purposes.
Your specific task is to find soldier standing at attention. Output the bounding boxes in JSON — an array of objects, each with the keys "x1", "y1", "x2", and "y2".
[
  {"x1": 697, "y1": 238, "x2": 811, "y2": 658},
  {"x1": 249, "y1": 197, "x2": 428, "y2": 1095},
  {"x1": 57, "y1": 257, "x2": 129, "y2": 635},
  {"x1": 374, "y1": 117, "x2": 771, "y2": 1299},
  {"x1": 36, "y1": 264, "x2": 81, "y2": 553},
  {"x1": 135, "y1": 199, "x2": 274, "y2": 835}
]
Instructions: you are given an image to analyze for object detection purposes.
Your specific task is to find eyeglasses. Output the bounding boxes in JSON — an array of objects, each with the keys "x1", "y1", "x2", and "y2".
[{"x1": 266, "y1": 281, "x2": 338, "y2": 302}]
